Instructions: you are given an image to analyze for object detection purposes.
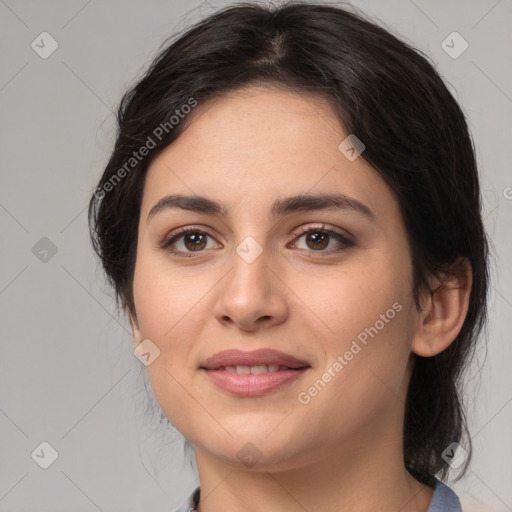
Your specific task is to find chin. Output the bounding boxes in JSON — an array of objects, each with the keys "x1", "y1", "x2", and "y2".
[{"x1": 195, "y1": 428, "x2": 309, "y2": 471}]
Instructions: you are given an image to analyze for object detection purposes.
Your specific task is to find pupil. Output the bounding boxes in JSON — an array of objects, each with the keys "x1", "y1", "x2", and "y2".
[
  {"x1": 308, "y1": 232, "x2": 328, "y2": 250},
  {"x1": 185, "y1": 233, "x2": 206, "y2": 251}
]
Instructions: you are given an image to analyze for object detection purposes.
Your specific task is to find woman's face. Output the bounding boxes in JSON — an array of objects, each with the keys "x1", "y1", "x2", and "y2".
[{"x1": 130, "y1": 85, "x2": 423, "y2": 470}]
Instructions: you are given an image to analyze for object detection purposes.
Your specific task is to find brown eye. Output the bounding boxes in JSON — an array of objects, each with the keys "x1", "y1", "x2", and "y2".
[
  {"x1": 183, "y1": 232, "x2": 207, "y2": 251},
  {"x1": 291, "y1": 226, "x2": 354, "y2": 253},
  {"x1": 304, "y1": 231, "x2": 329, "y2": 250},
  {"x1": 161, "y1": 228, "x2": 219, "y2": 256}
]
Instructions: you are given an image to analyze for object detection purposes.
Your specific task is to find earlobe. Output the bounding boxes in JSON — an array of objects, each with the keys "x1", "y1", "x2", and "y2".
[{"x1": 411, "y1": 258, "x2": 472, "y2": 358}]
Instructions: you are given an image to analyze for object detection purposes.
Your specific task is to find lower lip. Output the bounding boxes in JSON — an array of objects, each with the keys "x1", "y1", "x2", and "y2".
[{"x1": 201, "y1": 368, "x2": 309, "y2": 396}]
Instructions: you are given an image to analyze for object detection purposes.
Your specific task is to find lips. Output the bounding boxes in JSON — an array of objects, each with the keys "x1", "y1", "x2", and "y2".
[{"x1": 199, "y1": 349, "x2": 311, "y2": 397}]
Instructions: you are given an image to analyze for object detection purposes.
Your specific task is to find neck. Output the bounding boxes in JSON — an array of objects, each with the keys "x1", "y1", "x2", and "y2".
[{"x1": 193, "y1": 416, "x2": 434, "y2": 512}]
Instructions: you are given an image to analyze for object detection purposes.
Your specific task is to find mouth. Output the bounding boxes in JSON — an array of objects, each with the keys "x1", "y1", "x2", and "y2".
[
  {"x1": 213, "y1": 364, "x2": 302, "y2": 374},
  {"x1": 199, "y1": 349, "x2": 311, "y2": 396}
]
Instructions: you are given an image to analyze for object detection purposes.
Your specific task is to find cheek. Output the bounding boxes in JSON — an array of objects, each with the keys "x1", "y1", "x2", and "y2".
[
  {"x1": 296, "y1": 298, "x2": 413, "y2": 441},
  {"x1": 291, "y1": 250, "x2": 410, "y2": 342},
  {"x1": 131, "y1": 254, "x2": 202, "y2": 397},
  {"x1": 294, "y1": 251, "x2": 414, "y2": 400},
  {"x1": 132, "y1": 255, "x2": 210, "y2": 435},
  {"x1": 132, "y1": 247, "x2": 209, "y2": 338}
]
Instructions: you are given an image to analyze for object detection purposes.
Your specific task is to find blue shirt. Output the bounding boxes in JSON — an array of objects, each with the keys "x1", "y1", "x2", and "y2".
[{"x1": 171, "y1": 478, "x2": 462, "y2": 511}]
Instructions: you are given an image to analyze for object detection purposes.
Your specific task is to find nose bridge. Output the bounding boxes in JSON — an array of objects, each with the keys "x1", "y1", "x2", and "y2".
[
  {"x1": 228, "y1": 234, "x2": 271, "y2": 299},
  {"x1": 213, "y1": 233, "x2": 288, "y2": 329}
]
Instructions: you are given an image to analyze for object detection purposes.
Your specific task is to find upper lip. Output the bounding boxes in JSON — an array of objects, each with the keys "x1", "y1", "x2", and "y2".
[{"x1": 200, "y1": 349, "x2": 310, "y2": 370}]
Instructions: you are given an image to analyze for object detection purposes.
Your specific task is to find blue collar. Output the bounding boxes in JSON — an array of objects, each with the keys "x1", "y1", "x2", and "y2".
[{"x1": 172, "y1": 478, "x2": 461, "y2": 511}]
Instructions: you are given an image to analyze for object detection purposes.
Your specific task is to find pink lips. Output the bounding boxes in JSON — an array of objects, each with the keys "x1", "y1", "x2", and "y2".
[{"x1": 199, "y1": 349, "x2": 310, "y2": 397}]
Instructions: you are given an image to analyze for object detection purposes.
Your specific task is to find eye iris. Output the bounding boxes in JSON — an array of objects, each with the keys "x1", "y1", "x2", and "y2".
[
  {"x1": 306, "y1": 232, "x2": 329, "y2": 250},
  {"x1": 184, "y1": 232, "x2": 207, "y2": 251}
]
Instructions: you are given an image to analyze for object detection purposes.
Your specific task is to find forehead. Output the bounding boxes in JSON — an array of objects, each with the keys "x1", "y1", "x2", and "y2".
[
  {"x1": 172, "y1": 85, "x2": 342, "y2": 164},
  {"x1": 140, "y1": 85, "x2": 400, "y2": 227}
]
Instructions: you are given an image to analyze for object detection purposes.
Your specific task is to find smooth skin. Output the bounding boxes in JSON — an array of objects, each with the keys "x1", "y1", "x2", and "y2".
[{"x1": 129, "y1": 85, "x2": 472, "y2": 512}]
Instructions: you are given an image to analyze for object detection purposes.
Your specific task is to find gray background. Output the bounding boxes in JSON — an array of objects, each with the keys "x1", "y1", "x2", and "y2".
[{"x1": 1, "y1": 0, "x2": 511, "y2": 510}]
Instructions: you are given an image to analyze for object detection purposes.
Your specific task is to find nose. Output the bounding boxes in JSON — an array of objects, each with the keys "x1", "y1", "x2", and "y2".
[{"x1": 213, "y1": 242, "x2": 289, "y2": 332}]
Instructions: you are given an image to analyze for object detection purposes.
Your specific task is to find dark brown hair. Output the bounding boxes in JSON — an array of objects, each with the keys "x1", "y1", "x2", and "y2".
[{"x1": 88, "y1": 1, "x2": 489, "y2": 485}]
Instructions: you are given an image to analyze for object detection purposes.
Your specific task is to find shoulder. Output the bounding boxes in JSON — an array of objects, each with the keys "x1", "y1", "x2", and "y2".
[
  {"x1": 171, "y1": 486, "x2": 200, "y2": 512},
  {"x1": 428, "y1": 478, "x2": 463, "y2": 511}
]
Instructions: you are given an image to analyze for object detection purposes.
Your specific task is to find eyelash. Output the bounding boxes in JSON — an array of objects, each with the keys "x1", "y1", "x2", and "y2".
[{"x1": 159, "y1": 224, "x2": 354, "y2": 258}]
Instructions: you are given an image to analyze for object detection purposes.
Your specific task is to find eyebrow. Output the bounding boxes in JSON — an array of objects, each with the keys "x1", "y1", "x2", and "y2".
[{"x1": 147, "y1": 193, "x2": 375, "y2": 221}]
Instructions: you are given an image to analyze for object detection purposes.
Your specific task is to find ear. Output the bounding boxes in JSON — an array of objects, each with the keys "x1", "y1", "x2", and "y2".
[
  {"x1": 411, "y1": 257, "x2": 472, "y2": 357},
  {"x1": 129, "y1": 309, "x2": 143, "y2": 349}
]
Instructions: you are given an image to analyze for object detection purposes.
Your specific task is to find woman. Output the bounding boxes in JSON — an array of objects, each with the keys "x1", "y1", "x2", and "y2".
[{"x1": 88, "y1": 2, "x2": 489, "y2": 510}]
